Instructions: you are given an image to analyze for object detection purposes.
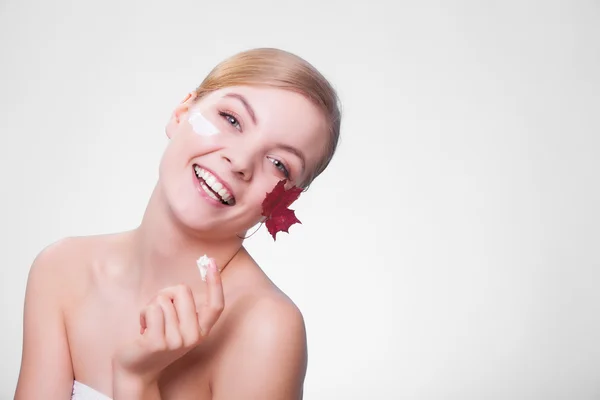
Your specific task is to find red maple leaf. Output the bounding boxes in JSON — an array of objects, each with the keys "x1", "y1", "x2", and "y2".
[{"x1": 261, "y1": 180, "x2": 303, "y2": 240}]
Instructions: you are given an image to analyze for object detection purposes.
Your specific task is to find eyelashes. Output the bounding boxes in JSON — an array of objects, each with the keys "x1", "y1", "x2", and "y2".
[
  {"x1": 269, "y1": 157, "x2": 291, "y2": 179},
  {"x1": 218, "y1": 110, "x2": 242, "y2": 131},
  {"x1": 218, "y1": 110, "x2": 292, "y2": 180}
]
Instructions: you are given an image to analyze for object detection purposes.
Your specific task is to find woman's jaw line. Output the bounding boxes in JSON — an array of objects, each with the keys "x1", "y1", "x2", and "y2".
[{"x1": 130, "y1": 184, "x2": 246, "y2": 278}]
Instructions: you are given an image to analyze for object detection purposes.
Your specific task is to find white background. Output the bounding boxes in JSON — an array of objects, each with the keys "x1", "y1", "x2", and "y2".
[{"x1": 1, "y1": 1, "x2": 599, "y2": 399}]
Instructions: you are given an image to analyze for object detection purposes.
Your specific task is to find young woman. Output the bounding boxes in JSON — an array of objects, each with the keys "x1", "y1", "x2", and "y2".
[{"x1": 14, "y1": 48, "x2": 341, "y2": 399}]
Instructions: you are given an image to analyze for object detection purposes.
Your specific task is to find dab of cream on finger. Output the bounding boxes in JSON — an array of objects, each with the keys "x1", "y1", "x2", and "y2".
[
  {"x1": 197, "y1": 254, "x2": 211, "y2": 281},
  {"x1": 188, "y1": 109, "x2": 219, "y2": 136}
]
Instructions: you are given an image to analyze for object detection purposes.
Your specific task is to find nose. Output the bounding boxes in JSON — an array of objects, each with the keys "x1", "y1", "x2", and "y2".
[{"x1": 223, "y1": 154, "x2": 253, "y2": 182}]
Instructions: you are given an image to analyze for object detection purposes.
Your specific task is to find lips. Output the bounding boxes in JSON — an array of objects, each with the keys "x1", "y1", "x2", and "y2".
[{"x1": 193, "y1": 165, "x2": 236, "y2": 206}]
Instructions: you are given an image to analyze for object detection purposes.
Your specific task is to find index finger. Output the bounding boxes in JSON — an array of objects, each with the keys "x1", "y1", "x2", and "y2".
[{"x1": 198, "y1": 259, "x2": 225, "y2": 336}]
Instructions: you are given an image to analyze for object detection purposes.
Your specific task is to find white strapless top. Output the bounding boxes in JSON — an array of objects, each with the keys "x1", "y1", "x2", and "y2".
[{"x1": 71, "y1": 381, "x2": 112, "y2": 400}]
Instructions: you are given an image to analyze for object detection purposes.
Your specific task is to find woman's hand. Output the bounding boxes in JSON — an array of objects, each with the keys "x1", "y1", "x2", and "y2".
[{"x1": 112, "y1": 258, "x2": 224, "y2": 398}]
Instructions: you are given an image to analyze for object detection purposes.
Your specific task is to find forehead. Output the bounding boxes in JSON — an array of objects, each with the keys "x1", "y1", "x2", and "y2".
[{"x1": 201, "y1": 85, "x2": 329, "y2": 166}]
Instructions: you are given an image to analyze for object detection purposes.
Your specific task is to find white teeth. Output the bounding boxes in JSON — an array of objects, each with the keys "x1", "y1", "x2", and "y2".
[
  {"x1": 212, "y1": 181, "x2": 223, "y2": 192},
  {"x1": 193, "y1": 166, "x2": 234, "y2": 204},
  {"x1": 200, "y1": 183, "x2": 220, "y2": 201}
]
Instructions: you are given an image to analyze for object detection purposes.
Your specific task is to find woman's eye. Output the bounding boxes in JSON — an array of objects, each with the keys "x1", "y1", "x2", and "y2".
[
  {"x1": 219, "y1": 112, "x2": 241, "y2": 131},
  {"x1": 270, "y1": 158, "x2": 290, "y2": 179}
]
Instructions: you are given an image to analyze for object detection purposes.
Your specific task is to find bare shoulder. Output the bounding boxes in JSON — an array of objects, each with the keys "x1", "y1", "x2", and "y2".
[
  {"x1": 240, "y1": 289, "x2": 306, "y2": 342},
  {"x1": 32, "y1": 235, "x2": 100, "y2": 268},
  {"x1": 29, "y1": 237, "x2": 82, "y2": 289},
  {"x1": 224, "y1": 256, "x2": 307, "y2": 349},
  {"x1": 16, "y1": 235, "x2": 105, "y2": 398},
  {"x1": 31, "y1": 236, "x2": 92, "y2": 275},
  {"x1": 210, "y1": 268, "x2": 308, "y2": 399},
  {"x1": 28, "y1": 234, "x2": 118, "y2": 303}
]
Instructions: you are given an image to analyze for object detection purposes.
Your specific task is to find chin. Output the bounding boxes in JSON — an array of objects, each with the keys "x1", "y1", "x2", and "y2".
[{"x1": 157, "y1": 171, "x2": 261, "y2": 239}]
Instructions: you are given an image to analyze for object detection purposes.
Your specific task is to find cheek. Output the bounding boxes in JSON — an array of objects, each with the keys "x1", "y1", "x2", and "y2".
[
  {"x1": 166, "y1": 126, "x2": 229, "y2": 162},
  {"x1": 248, "y1": 178, "x2": 282, "y2": 209},
  {"x1": 246, "y1": 190, "x2": 265, "y2": 213},
  {"x1": 187, "y1": 109, "x2": 220, "y2": 137}
]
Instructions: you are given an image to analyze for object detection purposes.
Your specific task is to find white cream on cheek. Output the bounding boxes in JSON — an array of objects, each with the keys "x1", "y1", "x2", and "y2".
[{"x1": 188, "y1": 109, "x2": 219, "y2": 136}]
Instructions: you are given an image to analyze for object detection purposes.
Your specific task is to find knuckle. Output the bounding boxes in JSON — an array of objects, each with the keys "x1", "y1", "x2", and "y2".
[
  {"x1": 210, "y1": 302, "x2": 224, "y2": 314},
  {"x1": 183, "y1": 332, "x2": 200, "y2": 346},
  {"x1": 150, "y1": 296, "x2": 163, "y2": 307},
  {"x1": 176, "y1": 283, "x2": 191, "y2": 294},
  {"x1": 167, "y1": 336, "x2": 183, "y2": 349},
  {"x1": 206, "y1": 305, "x2": 218, "y2": 315},
  {"x1": 150, "y1": 339, "x2": 167, "y2": 352},
  {"x1": 157, "y1": 293, "x2": 170, "y2": 302},
  {"x1": 156, "y1": 295, "x2": 172, "y2": 308}
]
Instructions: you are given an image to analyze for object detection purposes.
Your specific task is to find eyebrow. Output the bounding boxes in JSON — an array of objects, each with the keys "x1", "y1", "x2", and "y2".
[
  {"x1": 223, "y1": 93, "x2": 257, "y2": 125},
  {"x1": 277, "y1": 143, "x2": 306, "y2": 173}
]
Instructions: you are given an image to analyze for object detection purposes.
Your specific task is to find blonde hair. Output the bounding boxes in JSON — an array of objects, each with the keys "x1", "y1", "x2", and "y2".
[{"x1": 194, "y1": 48, "x2": 341, "y2": 188}]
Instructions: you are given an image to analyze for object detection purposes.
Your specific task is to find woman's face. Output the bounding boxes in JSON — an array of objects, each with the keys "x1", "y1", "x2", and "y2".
[{"x1": 159, "y1": 85, "x2": 329, "y2": 238}]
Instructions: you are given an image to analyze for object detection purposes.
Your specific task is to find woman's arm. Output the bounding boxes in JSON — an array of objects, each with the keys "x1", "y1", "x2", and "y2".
[
  {"x1": 14, "y1": 244, "x2": 74, "y2": 399},
  {"x1": 211, "y1": 297, "x2": 308, "y2": 400}
]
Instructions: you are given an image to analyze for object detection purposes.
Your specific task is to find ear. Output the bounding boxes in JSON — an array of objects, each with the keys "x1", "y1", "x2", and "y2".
[{"x1": 165, "y1": 92, "x2": 198, "y2": 139}]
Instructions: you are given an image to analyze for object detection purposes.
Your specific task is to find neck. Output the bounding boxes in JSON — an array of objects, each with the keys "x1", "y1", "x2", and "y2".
[{"x1": 130, "y1": 184, "x2": 244, "y2": 285}]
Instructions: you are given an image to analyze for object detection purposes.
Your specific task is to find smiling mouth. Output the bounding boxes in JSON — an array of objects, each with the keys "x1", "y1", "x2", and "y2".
[{"x1": 193, "y1": 165, "x2": 236, "y2": 206}]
